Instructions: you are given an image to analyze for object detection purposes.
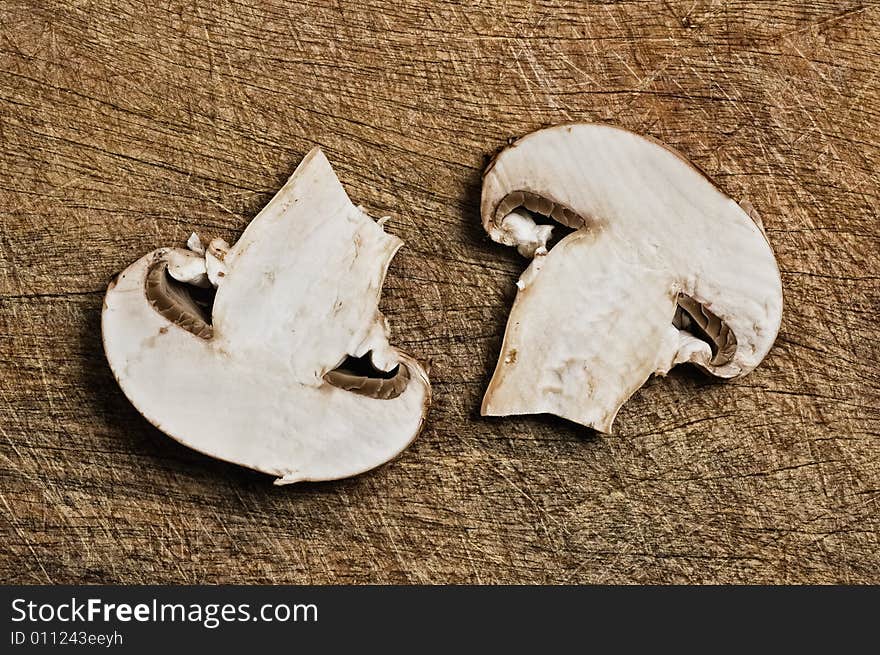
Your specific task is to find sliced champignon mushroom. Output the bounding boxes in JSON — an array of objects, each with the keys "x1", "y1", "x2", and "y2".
[
  {"x1": 480, "y1": 123, "x2": 782, "y2": 433},
  {"x1": 102, "y1": 148, "x2": 431, "y2": 484}
]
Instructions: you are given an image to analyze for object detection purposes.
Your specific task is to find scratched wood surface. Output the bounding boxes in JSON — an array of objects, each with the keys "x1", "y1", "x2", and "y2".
[{"x1": 1, "y1": 0, "x2": 878, "y2": 584}]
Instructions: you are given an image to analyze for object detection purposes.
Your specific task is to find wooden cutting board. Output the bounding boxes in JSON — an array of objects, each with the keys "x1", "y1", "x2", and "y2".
[{"x1": 1, "y1": 0, "x2": 877, "y2": 583}]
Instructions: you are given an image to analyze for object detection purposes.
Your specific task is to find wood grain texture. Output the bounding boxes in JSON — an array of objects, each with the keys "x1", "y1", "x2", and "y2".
[{"x1": 1, "y1": 0, "x2": 878, "y2": 584}]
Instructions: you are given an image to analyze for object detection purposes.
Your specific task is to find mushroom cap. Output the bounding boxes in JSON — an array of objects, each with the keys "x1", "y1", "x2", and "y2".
[
  {"x1": 103, "y1": 149, "x2": 430, "y2": 483},
  {"x1": 481, "y1": 123, "x2": 782, "y2": 432}
]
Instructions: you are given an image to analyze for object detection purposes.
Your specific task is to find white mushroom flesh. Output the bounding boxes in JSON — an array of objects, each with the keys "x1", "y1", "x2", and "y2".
[
  {"x1": 481, "y1": 124, "x2": 782, "y2": 433},
  {"x1": 102, "y1": 148, "x2": 431, "y2": 483}
]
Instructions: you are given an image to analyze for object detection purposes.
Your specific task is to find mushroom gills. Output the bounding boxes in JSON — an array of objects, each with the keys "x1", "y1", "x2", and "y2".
[
  {"x1": 496, "y1": 191, "x2": 583, "y2": 257},
  {"x1": 497, "y1": 190, "x2": 586, "y2": 229},
  {"x1": 673, "y1": 294, "x2": 737, "y2": 367},
  {"x1": 145, "y1": 260, "x2": 215, "y2": 339},
  {"x1": 496, "y1": 190, "x2": 588, "y2": 231},
  {"x1": 324, "y1": 352, "x2": 410, "y2": 400}
]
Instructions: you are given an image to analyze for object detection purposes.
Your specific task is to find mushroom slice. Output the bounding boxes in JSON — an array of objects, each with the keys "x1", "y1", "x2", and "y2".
[
  {"x1": 481, "y1": 124, "x2": 782, "y2": 433},
  {"x1": 102, "y1": 148, "x2": 431, "y2": 483}
]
